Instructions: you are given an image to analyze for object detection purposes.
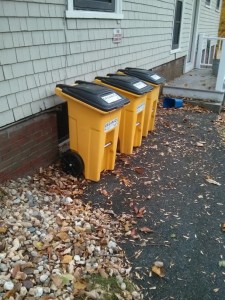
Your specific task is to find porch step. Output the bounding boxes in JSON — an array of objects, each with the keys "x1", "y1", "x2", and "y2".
[
  {"x1": 184, "y1": 99, "x2": 222, "y2": 113},
  {"x1": 163, "y1": 85, "x2": 224, "y2": 103},
  {"x1": 162, "y1": 86, "x2": 224, "y2": 114}
]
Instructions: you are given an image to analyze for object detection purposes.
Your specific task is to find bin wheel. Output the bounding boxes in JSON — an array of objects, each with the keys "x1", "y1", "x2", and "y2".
[{"x1": 61, "y1": 150, "x2": 84, "y2": 177}]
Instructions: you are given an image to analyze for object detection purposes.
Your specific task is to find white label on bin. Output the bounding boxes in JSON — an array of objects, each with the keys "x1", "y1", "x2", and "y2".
[
  {"x1": 137, "y1": 103, "x2": 145, "y2": 113},
  {"x1": 133, "y1": 81, "x2": 147, "y2": 89},
  {"x1": 151, "y1": 74, "x2": 161, "y2": 81},
  {"x1": 102, "y1": 93, "x2": 122, "y2": 103},
  {"x1": 104, "y1": 117, "x2": 119, "y2": 132}
]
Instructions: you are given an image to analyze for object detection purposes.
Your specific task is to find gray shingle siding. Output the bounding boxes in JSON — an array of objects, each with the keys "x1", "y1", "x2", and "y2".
[{"x1": 0, "y1": 0, "x2": 221, "y2": 127}]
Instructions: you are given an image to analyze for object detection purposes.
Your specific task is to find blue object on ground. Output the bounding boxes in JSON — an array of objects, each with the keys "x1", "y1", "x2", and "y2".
[{"x1": 163, "y1": 97, "x2": 183, "y2": 108}]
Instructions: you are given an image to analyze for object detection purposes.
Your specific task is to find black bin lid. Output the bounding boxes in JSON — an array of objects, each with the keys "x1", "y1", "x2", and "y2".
[
  {"x1": 95, "y1": 74, "x2": 153, "y2": 95},
  {"x1": 119, "y1": 68, "x2": 166, "y2": 85},
  {"x1": 56, "y1": 82, "x2": 129, "y2": 112}
]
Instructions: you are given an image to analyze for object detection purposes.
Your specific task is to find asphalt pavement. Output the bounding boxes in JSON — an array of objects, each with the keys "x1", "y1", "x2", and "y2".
[{"x1": 83, "y1": 105, "x2": 225, "y2": 300}]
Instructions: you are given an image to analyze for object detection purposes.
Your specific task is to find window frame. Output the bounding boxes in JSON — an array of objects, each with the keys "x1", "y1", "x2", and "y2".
[
  {"x1": 66, "y1": 0, "x2": 123, "y2": 19},
  {"x1": 216, "y1": 0, "x2": 221, "y2": 11},
  {"x1": 74, "y1": 0, "x2": 115, "y2": 12},
  {"x1": 171, "y1": 0, "x2": 184, "y2": 52},
  {"x1": 205, "y1": 0, "x2": 211, "y2": 8}
]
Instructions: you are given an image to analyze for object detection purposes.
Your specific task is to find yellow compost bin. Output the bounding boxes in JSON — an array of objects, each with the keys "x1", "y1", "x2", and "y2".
[
  {"x1": 55, "y1": 82, "x2": 129, "y2": 182},
  {"x1": 118, "y1": 68, "x2": 166, "y2": 132},
  {"x1": 94, "y1": 75, "x2": 153, "y2": 154}
]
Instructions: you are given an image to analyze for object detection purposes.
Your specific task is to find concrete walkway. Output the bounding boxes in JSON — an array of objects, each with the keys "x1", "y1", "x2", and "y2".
[
  {"x1": 163, "y1": 69, "x2": 224, "y2": 111},
  {"x1": 166, "y1": 68, "x2": 217, "y2": 91},
  {"x1": 83, "y1": 105, "x2": 225, "y2": 299}
]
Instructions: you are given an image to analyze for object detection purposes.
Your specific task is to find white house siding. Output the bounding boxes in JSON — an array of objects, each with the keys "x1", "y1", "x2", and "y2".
[
  {"x1": 198, "y1": 0, "x2": 221, "y2": 36},
  {"x1": 0, "y1": 0, "x2": 221, "y2": 127}
]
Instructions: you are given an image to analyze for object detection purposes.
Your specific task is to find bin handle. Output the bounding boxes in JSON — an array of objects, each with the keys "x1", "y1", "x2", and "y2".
[
  {"x1": 106, "y1": 73, "x2": 121, "y2": 77},
  {"x1": 104, "y1": 142, "x2": 112, "y2": 148},
  {"x1": 75, "y1": 80, "x2": 100, "y2": 86},
  {"x1": 56, "y1": 84, "x2": 73, "y2": 89},
  {"x1": 95, "y1": 76, "x2": 107, "y2": 80},
  {"x1": 75, "y1": 80, "x2": 88, "y2": 84}
]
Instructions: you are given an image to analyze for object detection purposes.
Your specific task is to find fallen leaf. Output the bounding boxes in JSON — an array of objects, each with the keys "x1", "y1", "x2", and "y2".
[
  {"x1": 134, "y1": 250, "x2": 143, "y2": 259},
  {"x1": 133, "y1": 206, "x2": 139, "y2": 214},
  {"x1": 152, "y1": 265, "x2": 166, "y2": 278},
  {"x1": 40, "y1": 296, "x2": 57, "y2": 300},
  {"x1": 99, "y1": 268, "x2": 108, "y2": 278},
  {"x1": 121, "y1": 177, "x2": 131, "y2": 186},
  {"x1": 131, "y1": 228, "x2": 138, "y2": 237},
  {"x1": 124, "y1": 223, "x2": 131, "y2": 232},
  {"x1": 2, "y1": 288, "x2": 17, "y2": 299},
  {"x1": 74, "y1": 280, "x2": 87, "y2": 290},
  {"x1": 0, "y1": 226, "x2": 8, "y2": 234},
  {"x1": 61, "y1": 274, "x2": 74, "y2": 286},
  {"x1": 33, "y1": 241, "x2": 44, "y2": 250},
  {"x1": 51, "y1": 275, "x2": 63, "y2": 287},
  {"x1": 221, "y1": 223, "x2": 225, "y2": 232},
  {"x1": 205, "y1": 177, "x2": 221, "y2": 186},
  {"x1": 11, "y1": 264, "x2": 21, "y2": 278},
  {"x1": 99, "y1": 189, "x2": 109, "y2": 197},
  {"x1": 140, "y1": 227, "x2": 153, "y2": 233},
  {"x1": 57, "y1": 232, "x2": 70, "y2": 241},
  {"x1": 219, "y1": 260, "x2": 225, "y2": 267},
  {"x1": 196, "y1": 142, "x2": 204, "y2": 147},
  {"x1": 61, "y1": 255, "x2": 73, "y2": 264},
  {"x1": 136, "y1": 207, "x2": 146, "y2": 218},
  {"x1": 134, "y1": 167, "x2": 144, "y2": 174}
]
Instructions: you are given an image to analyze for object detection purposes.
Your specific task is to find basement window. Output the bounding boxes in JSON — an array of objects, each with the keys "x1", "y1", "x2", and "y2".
[{"x1": 66, "y1": 0, "x2": 123, "y2": 19}]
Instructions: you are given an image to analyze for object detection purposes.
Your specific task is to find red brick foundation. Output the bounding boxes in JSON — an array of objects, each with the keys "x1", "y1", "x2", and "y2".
[{"x1": 0, "y1": 113, "x2": 58, "y2": 183}]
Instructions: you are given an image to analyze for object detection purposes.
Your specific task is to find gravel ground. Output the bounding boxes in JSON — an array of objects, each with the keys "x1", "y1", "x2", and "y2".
[
  {"x1": 1, "y1": 104, "x2": 225, "y2": 300},
  {"x1": 0, "y1": 173, "x2": 141, "y2": 299}
]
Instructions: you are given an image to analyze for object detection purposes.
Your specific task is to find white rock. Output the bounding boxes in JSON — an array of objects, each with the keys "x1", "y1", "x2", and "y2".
[
  {"x1": 65, "y1": 197, "x2": 73, "y2": 203},
  {"x1": 20, "y1": 286, "x2": 27, "y2": 296},
  {"x1": 13, "y1": 198, "x2": 21, "y2": 204},
  {"x1": 38, "y1": 266, "x2": 44, "y2": 272},
  {"x1": 108, "y1": 240, "x2": 117, "y2": 249},
  {"x1": 84, "y1": 223, "x2": 92, "y2": 231},
  {"x1": 11, "y1": 189, "x2": 17, "y2": 195},
  {"x1": 74, "y1": 255, "x2": 81, "y2": 262},
  {"x1": 0, "y1": 253, "x2": 7, "y2": 261},
  {"x1": 43, "y1": 287, "x2": 50, "y2": 293},
  {"x1": 43, "y1": 196, "x2": 49, "y2": 202},
  {"x1": 87, "y1": 244, "x2": 95, "y2": 254},
  {"x1": 116, "y1": 275, "x2": 123, "y2": 284},
  {"x1": 154, "y1": 261, "x2": 164, "y2": 268},
  {"x1": 29, "y1": 288, "x2": 35, "y2": 296},
  {"x1": 34, "y1": 287, "x2": 43, "y2": 297},
  {"x1": 120, "y1": 282, "x2": 126, "y2": 290},
  {"x1": 40, "y1": 274, "x2": 49, "y2": 282},
  {"x1": 132, "y1": 291, "x2": 141, "y2": 300},
  {"x1": 12, "y1": 255, "x2": 20, "y2": 261},
  {"x1": 12, "y1": 238, "x2": 20, "y2": 250},
  {"x1": 31, "y1": 251, "x2": 39, "y2": 257},
  {"x1": 4, "y1": 281, "x2": 14, "y2": 291},
  {"x1": 0, "y1": 264, "x2": 8, "y2": 272}
]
